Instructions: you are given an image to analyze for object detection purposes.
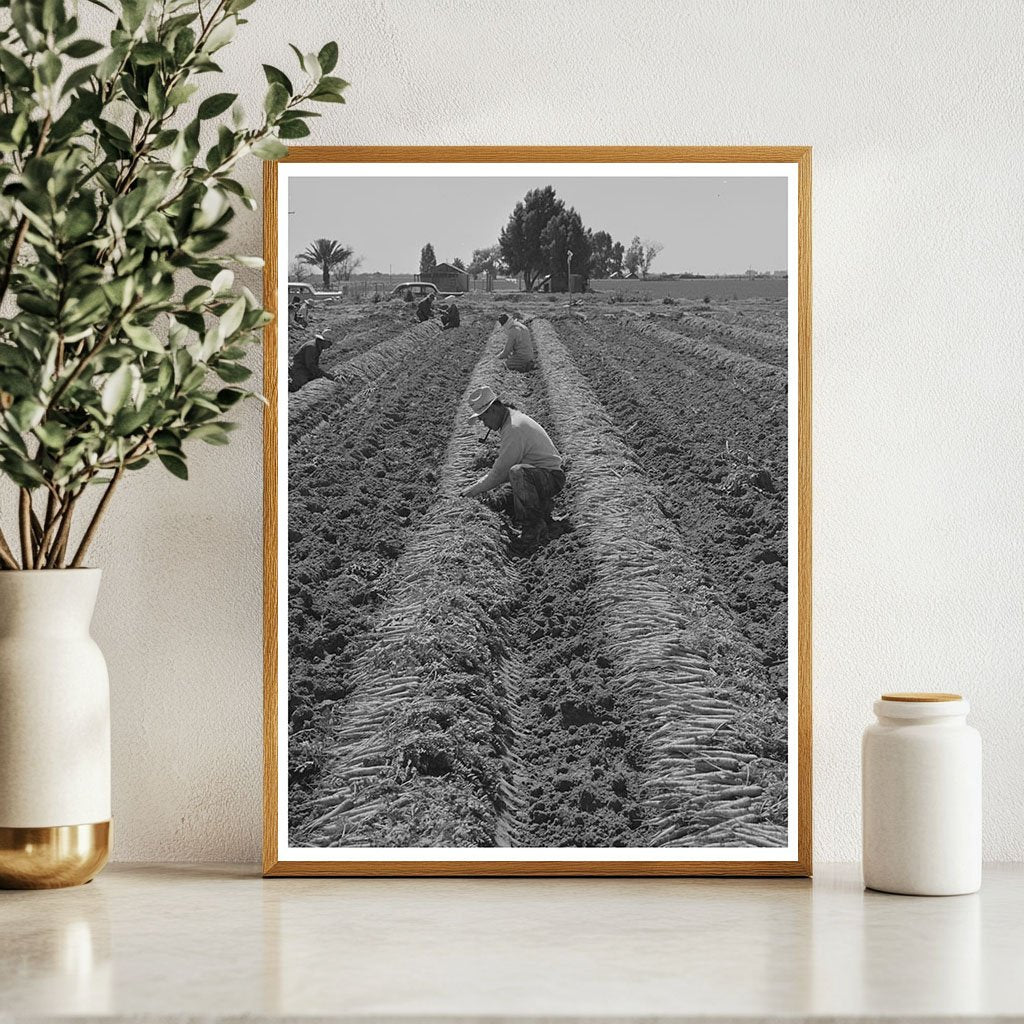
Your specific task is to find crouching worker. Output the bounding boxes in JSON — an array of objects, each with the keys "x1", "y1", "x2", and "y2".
[
  {"x1": 415, "y1": 293, "x2": 435, "y2": 323},
  {"x1": 497, "y1": 313, "x2": 535, "y2": 371},
  {"x1": 288, "y1": 333, "x2": 335, "y2": 393},
  {"x1": 439, "y1": 300, "x2": 460, "y2": 330},
  {"x1": 461, "y1": 385, "x2": 565, "y2": 545}
]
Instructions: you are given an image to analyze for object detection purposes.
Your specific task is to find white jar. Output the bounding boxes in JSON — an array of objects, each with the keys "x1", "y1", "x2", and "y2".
[{"x1": 862, "y1": 693, "x2": 981, "y2": 895}]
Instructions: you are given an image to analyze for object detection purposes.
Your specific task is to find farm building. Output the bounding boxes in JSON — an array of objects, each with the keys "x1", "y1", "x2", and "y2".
[{"x1": 420, "y1": 262, "x2": 469, "y2": 293}]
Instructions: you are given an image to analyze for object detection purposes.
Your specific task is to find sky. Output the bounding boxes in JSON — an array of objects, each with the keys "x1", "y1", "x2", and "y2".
[{"x1": 285, "y1": 175, "x2": 788, "y2": 277}]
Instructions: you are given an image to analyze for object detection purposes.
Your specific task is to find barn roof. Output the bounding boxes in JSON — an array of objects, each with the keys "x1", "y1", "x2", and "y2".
[{"x1": 429, "y1": 262, "x2": 467, "y2": 275}]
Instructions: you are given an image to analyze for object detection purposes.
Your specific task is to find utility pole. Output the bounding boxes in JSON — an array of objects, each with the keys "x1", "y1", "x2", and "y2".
[{"x1": 567, "y1": 248, "x2": 574, "y2": 308}]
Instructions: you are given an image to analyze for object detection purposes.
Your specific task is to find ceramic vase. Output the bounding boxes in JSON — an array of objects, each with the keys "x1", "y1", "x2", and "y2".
[
  {"x1": 0, "y1": 569, "x2": 110, "y2": 888},
  {"x1": 862, "y1": 692, "x2": 981, "y2": 896}
]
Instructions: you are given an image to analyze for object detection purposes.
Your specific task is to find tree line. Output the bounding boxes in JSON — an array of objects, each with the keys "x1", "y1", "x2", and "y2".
[
  {"x1": 421, "y1": 186, "x2": 664, "y2": 290},
  {"x1": 292, "y1": 186, "x2": 663, "y2": 291}
]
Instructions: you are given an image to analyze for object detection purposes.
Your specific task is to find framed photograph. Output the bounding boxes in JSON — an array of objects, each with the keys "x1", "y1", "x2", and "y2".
[{"x1": 263, "y1": 147, "x2": 811, "y2": 876}]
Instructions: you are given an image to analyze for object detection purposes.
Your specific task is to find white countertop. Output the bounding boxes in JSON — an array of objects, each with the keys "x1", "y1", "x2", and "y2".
[{"x1": 2, "y1": 862, "x2": 1022, "y2": 1021}]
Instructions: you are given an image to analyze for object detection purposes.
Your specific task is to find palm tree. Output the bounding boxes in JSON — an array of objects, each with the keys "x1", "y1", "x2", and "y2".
[{"x1": 297, "y1": 238, "x2": 354, "y2": 291}]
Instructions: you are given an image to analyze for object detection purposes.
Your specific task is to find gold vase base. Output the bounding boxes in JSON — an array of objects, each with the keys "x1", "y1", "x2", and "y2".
[{"x1": 0, "y1": 821, "x2": 110, "y2": 889}]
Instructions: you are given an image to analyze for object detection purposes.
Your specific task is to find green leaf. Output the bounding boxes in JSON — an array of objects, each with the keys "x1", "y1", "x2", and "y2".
[
  {"x1": 63, "y1": 38, "x2": 104, "y2": 58},
  {"x1": 60, "y1": 62, "x2": 97, "y2": 97},
  {"x1": 218, "y1": 296, "x2": 246, "y2": 339},
  {"x1": 121, "y1": 0, "x2": 152, "y2": 33},
  {"x1": 166, "y1": 82, "x2": 199, "y2": 107},
  {"x1": 158, "y1": 452, "x2": 188, "y2": 479},
  {"x1": 216, "y1": 388, "x2": 247, "y2": 408},
  {"x1": 264, "y1": 82, "x2": 288, "y2": 117},
  {"x1": 123, "y1": 322, "x2": 164, "y2": 353},
  {"x1": 310, "y1": 89, "x2": 345, "y2": 104},
  {"x1": 147, "y1": 75, "x2": 166, "y2": 117},
  {"x1": 262, "y1": 64, "x2": 292, "y2": 94},
  {"x1": 210, "y1": 268, "x2": 233, "y2": 294},
  {"x1": 34, "y1": 421, "x2": 70, "y2": 449},
  {"x1": 318, "y1": 75, "x2": 349, "y2": 93},
  {"x1": 132, "y1": 42, "x2": 169, "y2": 66},
  {"x1": 38, "y1": 51, "x2": 63, "y2": 86},
  {"x1": 214, "y1": 361, "x2": 251, "y2": 383},
  {"x1": 173, "y1": 26, "x2": 196, "y2": 65},
  {"x1": 198, "y1": 91, "x2": 237, "y2": 119},
  {"x1": 42, "y1": 0, "x2": 66, "y2": 32},
  {"x1": 203, "y1": 16, "x2": 236, "y2": 53},
  {"x1": 112, "y1": 406, "x2": 150, "y2": 435},
  {"x1": 9, "y1": 399, "x2": 45, "y2": 432},
  {"x1": 278, "y1": 120, "x2": 310, "y2": 140},
  {"x1": 317, "y1": 41, "x2": 339, "y2": 75},
  {"x1": 189, "y1": 422, "x2": 230, "y2": 445},
  {"x1": 251, "y1": 137, "x2": 287, "y2": 160},
  {"x1": 101, "y1": 365, "x2": 133, "y2": 415},
  {"x1": 0, "y1": 49, "x2": 33, "y2": 86}
]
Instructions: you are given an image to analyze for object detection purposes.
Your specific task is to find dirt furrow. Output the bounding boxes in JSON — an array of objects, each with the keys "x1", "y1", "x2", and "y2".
[
  {"x1": 290, "y1": 328, "x2": 526, "y2": 848},
  {"x1": 287, "y1": 324, "x2": 488, "y2": 822},
  {"x1": 645, "y1": 304, "x2": 788, "y2": 368},
  {"x1": 489, "y1": 373, "x2": 652, "y2": 848},
  {"x1": 558, "y1": 316, "x2": 788, "y2": 673},
  {"x1": 288, "y1": 319, "x2": 440, "y2": 435},
  {"x1": 533, "y1": 318, "x2": 786, "y2": 848}
]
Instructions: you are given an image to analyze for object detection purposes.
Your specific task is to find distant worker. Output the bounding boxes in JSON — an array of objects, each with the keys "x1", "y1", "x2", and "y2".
[
  {"x1": 439, "y1": 299, "x2": 460, "y2": 330},
  {"x1": 497, "y1": 313, "x2": 535, "y2": 371},
  {"x1": 288, "y1": 333, "x2": 335, "y2": 393},
  {"x1": 415, "y1": 292, "x2": 435, "y2": 322},
  {"x1": 288, "y1": 294, "x2": 302, "y2": 327},
  {"x1": 461, "y1": 385, "x2": 565, "y2": 545}
]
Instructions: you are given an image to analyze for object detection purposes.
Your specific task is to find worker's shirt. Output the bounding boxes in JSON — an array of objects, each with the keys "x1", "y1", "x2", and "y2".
[
  {"x1": 467, "y1": 409, "x2": 562, "y2": 496},
  {"x1": 416, "y1": 296, "x2": 434, "y2": 321},
  {"x1": 500, "y1": 320, "x2": 535, "y2": 368},
  {"x1": 292, "y1": 341, "x2": 324, "y2": 377}
]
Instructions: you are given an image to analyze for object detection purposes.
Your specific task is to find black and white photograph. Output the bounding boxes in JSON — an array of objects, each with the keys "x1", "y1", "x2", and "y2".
[{"x1": 269, "y1": 152, "x2": 809, "y2": 873}]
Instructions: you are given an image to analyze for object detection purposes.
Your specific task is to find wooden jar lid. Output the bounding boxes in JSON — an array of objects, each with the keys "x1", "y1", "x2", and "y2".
[{"x1": 881, "y1": 692, "x2": 962, "y2": 702}]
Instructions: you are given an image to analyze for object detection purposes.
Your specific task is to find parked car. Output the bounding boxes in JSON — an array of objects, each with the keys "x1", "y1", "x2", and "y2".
[
  {"x1": 288, "y1": 282, "x2": 317, "y2": 299},
  {"x1": 389, "y1": 282, "x2": 439, "y2": 300}
]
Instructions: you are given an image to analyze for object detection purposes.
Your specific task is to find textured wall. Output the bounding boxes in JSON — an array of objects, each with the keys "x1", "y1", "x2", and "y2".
[{"x1": 70, "y1": 0, "x2": 1023, "y2": 862}]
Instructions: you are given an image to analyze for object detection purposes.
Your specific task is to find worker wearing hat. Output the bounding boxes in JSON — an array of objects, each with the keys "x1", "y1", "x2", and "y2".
[
  {"x1": 288, "y1": 332, "x2": 336, "y2": 393},
  {"x1": 461, "y1": 385, "x2": 565, "y2": 545}
]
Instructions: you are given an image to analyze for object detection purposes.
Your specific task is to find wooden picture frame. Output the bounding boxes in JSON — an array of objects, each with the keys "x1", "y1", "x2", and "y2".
[{"x1": 263, "y1": 147, "x2": 812, "y2": 877}]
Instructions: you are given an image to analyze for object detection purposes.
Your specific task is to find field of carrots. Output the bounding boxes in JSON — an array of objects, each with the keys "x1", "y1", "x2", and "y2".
[{"x1": 286, "y1": 290, "x2": 790, "y2": 849}]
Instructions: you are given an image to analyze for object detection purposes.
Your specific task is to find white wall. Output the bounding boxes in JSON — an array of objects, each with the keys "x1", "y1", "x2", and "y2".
[{"x1": 74, "y1": 0, "x2": 1023, "y2": 862}]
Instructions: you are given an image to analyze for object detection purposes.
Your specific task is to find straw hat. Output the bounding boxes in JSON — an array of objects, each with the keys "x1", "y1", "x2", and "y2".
[{"x1": 467, "y1": 384, "x2": 498, "y2": 421}]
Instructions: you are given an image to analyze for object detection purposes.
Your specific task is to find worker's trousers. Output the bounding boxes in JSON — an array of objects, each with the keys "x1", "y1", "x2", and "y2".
[{"x1": 508, "y1": 465, "x2": 565, "y2": 525}]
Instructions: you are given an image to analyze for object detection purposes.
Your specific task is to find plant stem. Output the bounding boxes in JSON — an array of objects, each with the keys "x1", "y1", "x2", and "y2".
[
  {"x1": 0, "y1": 527, "x2": 19, "y2": 570},
  {"x1": 18, "y1": 489, "x2": 34, "y2": 569},
  {"x1": 35, "y1": 487, "x2": 65, "y2": 566},
  {"x1": 45, "y1": 493, "x2": 78, "y2": 569},
  {"x1": 46, "y1": 299, "x2": 139, "y2": 414},
  {"x1": 70, "y1": 466, "x2": 124, "y2": 568}
]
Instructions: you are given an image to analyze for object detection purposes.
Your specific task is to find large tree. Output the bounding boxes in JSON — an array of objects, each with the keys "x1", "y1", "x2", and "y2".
[
  {"x1": 623, "y1": 236, "x2": 644, "y2": 277},
  {"x1": 610, "y1": 240, "x2": 625, "y2": 276},
  {"x1": 640, "y1": 239, "x2": 664, "y2": 278},
  {"x1": 451, "y1": 256, "x2": 466, "y2": 271},
  {"x1": 588, "y1": 229, "x2": 618, "y2": 279},
  {"x1": 541, "y1": 207, "x2": 591, "y2": 288},
  {"x1": 419, "y1": 243, "x2": 437, "y2": 276},
  {"x1": 298, "y1": 238, "x2": 354, "y2": 291},
  {"x1": 468, "y1": 245, "x2": 507, "y2": 278},
  {"x1": 499, "y1": 186, "x2": 565, "y2": 290}
]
